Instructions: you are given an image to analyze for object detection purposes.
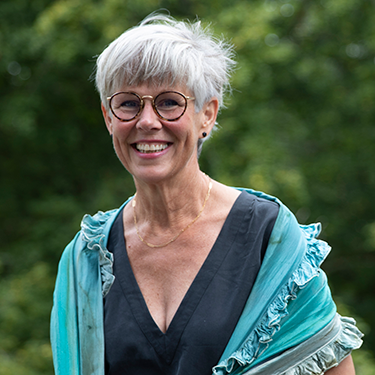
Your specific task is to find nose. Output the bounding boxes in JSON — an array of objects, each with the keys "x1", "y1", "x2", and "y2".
[{"x1": 136, "y1": 98, "x2": 162, "y2": 131}]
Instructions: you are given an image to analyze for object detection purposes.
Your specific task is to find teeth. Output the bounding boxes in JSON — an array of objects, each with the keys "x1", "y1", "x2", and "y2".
[{"x1": 136, "y1": 143, "x2": 168, "y2": 153}]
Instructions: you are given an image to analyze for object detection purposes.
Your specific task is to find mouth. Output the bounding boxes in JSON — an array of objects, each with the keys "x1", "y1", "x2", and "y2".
[{"x1": 133, "y1": 142, "x2": 170, "y2": 154}]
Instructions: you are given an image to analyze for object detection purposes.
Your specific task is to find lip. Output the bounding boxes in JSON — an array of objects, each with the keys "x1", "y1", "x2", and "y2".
[{"x1": 131, "y1": 140, "x2": 172, "y2": 158}]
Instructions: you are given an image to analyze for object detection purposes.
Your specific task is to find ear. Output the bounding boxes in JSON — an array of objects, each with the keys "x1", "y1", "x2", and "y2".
[
  {"x1": 200, "y1": 97, "x2": 219, "y2": 135},
  {"x1": 101, "y1": 102, "x2": 113, "y2": 135}
]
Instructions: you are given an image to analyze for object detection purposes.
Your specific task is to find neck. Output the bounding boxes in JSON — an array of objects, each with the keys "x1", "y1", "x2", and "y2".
[{"x1": 132, "y1": 170, "x2": 211, "y2": 231}]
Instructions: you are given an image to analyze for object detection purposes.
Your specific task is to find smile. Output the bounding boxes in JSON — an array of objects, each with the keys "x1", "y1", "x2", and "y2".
[{"x1": 134, "y1": 143, "x2": 170, "y2": 153}]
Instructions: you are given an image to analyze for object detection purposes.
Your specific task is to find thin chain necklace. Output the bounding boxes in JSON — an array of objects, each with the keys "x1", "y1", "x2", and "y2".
[{"x1": 132, "y1": 177, "x2": 213, "y2": 248}]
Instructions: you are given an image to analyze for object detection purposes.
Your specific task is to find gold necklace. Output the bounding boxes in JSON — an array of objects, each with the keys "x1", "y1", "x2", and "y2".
[{"x1": 132, "y1": 178, "x2": 213, "y2": 248}]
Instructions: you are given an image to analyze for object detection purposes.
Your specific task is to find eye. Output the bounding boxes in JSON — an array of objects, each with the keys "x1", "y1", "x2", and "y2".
[
  {"x1": 156, "y1": 93, "x2": 185, "y2": 111},
  {"x1": 111, "y1": 93, "x2": 141, "y2": 112},
  {"x1": 157, "y1": 98, "x2": 179, "y2": 109},
  {"x1": 119, "y1": 100, "x2": 139, "y2": 109}
]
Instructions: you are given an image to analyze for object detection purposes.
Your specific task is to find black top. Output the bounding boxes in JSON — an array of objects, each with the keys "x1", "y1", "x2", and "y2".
[{"x1": 104, "y1": 190, "x2": 279, "y2": 375}]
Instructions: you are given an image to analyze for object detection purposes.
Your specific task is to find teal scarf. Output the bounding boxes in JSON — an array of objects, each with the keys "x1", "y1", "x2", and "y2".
[{"x1": 50, "y1": 188, "x2": 362, "y2": 374}]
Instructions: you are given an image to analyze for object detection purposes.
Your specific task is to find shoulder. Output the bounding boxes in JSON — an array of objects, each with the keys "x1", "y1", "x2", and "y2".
[
  {"x1": 80, "y1": 207, "x2": 121, "y2": 240},
  {"x1": 231, "y1": 187, "x2": 300, "y2": 232},
  {"x1": 240, "y1": 190, "x2": 280, "y2": 218},
  {"x1": 210, "y1": 182, "x2": 280, "y2": 219},
  {"x1": 60, "y1": 202, "x2": 130, "y2": 260},
  {"x1": 229, "y1": 189, "x2": 280, "y2": 234}
]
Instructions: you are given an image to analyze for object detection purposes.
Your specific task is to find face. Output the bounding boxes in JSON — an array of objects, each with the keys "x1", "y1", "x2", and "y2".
[{"x1": 101, "y1": 83, "x2": 218, "y2": 185}]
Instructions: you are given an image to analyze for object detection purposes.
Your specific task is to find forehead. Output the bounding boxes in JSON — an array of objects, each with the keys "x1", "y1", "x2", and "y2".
[{"x1": 116, "y1": 80, "x2": 191, "y2": 96}]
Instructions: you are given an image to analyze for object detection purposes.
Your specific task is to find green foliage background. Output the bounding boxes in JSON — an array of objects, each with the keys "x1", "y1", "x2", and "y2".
[{"x1": 1, "y1": 0, "x2": 375, "y2": 373}]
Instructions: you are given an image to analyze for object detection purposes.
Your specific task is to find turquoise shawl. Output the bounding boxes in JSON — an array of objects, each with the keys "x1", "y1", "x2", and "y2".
[{"x1": 50, "y1": 189, "x2": 363, "y2": 374}]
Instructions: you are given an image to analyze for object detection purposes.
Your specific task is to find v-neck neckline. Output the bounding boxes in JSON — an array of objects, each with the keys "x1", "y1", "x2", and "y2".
[{"x1": 112, "y1": 191, "x2": 248, "y2": 363}]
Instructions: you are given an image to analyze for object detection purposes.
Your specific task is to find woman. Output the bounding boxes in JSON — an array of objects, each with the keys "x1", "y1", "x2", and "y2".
[{"x1": 50, "y1": 13, "x2": 363, "y2": 375}]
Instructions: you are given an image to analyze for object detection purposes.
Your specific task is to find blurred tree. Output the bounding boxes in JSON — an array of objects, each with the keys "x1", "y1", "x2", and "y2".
[
  {"x1": 202, "y1": 0, "x2": 375, "y2": 353},
  {"x1": 0, "y1": 0, "x2": 374, "y2": 373}
]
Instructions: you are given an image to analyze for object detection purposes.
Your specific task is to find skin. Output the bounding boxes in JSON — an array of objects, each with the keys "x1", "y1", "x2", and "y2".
[
  {"x1": 102, "y1": 83, "x2": 241, "y2": 332},
  {"x1": 101, "y1": 83, "x2": 356, "y2": 374}
]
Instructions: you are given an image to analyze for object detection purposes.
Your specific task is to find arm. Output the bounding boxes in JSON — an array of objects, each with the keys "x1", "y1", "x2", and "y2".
[{"x1": 325, "y1": 355, "x2": 355, "y2": 375}]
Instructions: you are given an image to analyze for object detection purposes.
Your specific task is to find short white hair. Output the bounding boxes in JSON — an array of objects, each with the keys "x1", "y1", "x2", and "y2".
[{"x1": 95, "y1": 13, "x2": 236, "y2": 153}]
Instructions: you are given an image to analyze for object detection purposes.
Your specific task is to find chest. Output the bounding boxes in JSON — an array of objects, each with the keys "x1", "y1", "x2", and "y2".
[
  {"x1": 125, "y1": 222, "x2": 222, "y2": 333},
  {"x1": 104, "y1": 201, "x2": 266, "y2": 374}
]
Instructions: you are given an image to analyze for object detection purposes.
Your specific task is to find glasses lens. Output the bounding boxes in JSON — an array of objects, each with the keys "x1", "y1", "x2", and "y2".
[
  {"x1": 110, "y1": 93, "x2": 141, "y2": 121},
  {"x1": 154, "y1": 92, "x2": 187, "y2": 120}
]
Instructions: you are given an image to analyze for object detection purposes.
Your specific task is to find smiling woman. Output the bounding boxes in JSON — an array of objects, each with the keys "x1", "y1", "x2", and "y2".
[{"x1": 50, "y1": 13, "x2": 363, "y2": 375}]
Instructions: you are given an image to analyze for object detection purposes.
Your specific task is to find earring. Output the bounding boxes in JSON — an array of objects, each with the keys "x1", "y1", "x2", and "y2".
[{"x1": 202, "y1": 132, "x2": 207, "y2": 138}]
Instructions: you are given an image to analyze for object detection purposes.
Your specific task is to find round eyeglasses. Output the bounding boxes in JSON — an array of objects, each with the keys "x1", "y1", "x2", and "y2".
[{"x1": 107, "y1": 91, "x2": 195, "y2": 122}]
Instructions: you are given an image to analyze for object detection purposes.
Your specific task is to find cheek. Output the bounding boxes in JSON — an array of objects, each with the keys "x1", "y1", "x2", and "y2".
[
  {"x1": 112, "y1": 122, "x2": 134, "y2": 138},
  {"x1": 170, "y1": 113, "x2": 202, "y2": 138},
  {"x1": 171, "y1": 126, "x2": 197, "y2": 145}
]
